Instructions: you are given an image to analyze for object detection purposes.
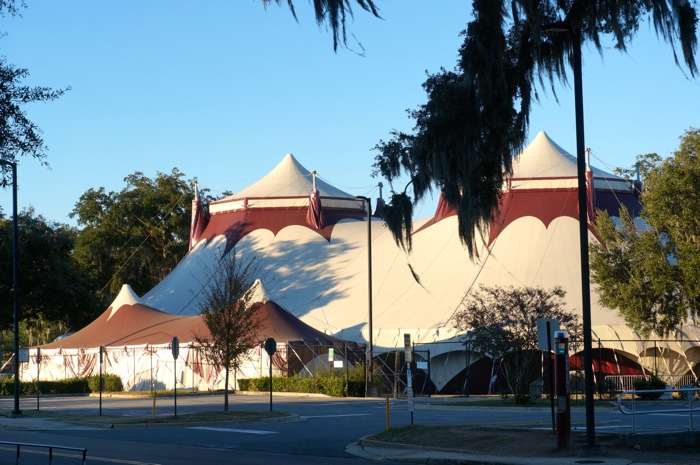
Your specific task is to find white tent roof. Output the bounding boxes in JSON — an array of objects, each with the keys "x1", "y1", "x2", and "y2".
[
  {"x1": 139, "y1": 137, "x2": 700, "y2": 363},
  {"x1": 510, "y1": 131, "x2": 632, "y2": 192},
  {"x1": 209, "y1": 153, "x2": 363, "y2": 214},
  {"x1": 108, "y1": 284, "x2": 142, "y2": 320}
]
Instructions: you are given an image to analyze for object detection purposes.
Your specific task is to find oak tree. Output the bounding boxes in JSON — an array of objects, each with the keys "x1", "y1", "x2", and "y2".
[
  {"x1": 591, "y1": 128, "x2": 700, "y2": 336},
  {"x1": 70, "y1": 169, "x2": 196, "y2": 300}
]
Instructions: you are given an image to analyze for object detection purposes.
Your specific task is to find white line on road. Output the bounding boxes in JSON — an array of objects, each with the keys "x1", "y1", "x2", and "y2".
[
  {"x1": 300, "y1": 414, "x2": 371, "y2": 419},
  {"x1": 189, "y1": 426, "x2": 277, "y2": 434}
]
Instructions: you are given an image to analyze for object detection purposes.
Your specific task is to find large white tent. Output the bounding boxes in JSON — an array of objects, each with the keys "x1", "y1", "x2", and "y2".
[{"x1": 24, "y1": 132, "x2": 700, "y2": 393}]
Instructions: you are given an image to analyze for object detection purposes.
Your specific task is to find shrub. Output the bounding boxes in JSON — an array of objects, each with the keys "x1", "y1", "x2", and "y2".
[
  {"x1": 634, "y1": 375, "x2": 666, "y2": 400},
  {"x1": 86, "y1": 374, "x2": 124, "y2": 392},
  {"x1": 239, "y1": 373, "x2": 365, "y2": 397},
  {"x1": 1, "y1": 378, "x2": 90, "y2": 395},
  {"x1": 0, "y1": 375, "x2": 123, "y2": 395}
]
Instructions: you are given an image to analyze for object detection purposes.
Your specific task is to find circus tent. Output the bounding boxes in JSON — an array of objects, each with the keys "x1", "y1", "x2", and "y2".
[
  {"x1": 23, "y1": 282, "x2": 364, "y2": 391},
  {"x1": 23, "y1": 133, "x2": 700, "y2": 393}
]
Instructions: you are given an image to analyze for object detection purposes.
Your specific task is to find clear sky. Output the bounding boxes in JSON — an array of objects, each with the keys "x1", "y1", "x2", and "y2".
[{"x1": 1, "y1": 1, "x2": 698, "y2": 226}]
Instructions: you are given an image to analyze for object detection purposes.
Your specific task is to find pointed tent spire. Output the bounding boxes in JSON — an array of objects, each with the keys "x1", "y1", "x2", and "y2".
[
  {"x1": 190, "y1": 180, "x2": 209, "y2": 250},
  {"x1": 306, "y1": 170, "x2": 326, "y2": 229},
  {"x1": 108, "y1": 284, "x2": 142, "y2": 321},
  {"x1": 585, "y1": 148, "x2": 596, "y2": 224},
  {"x1": 373, "y1": 182, "x2": 386, "y2": 218}
]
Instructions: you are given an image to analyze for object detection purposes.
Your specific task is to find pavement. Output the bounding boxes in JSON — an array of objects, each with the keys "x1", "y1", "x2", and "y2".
[
  {"x1": 0, "y1": 414, "x2": 685, "y2": 465},
  {"x1": 347, "y1": 439, "x2": 644, "y2": 465},
  {"x1": 0, "y1": 396, "x2": 694, "y2": 465}
]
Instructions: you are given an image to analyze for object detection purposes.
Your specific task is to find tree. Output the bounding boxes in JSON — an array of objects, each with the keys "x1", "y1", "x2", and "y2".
[
  {"x1": 194, "y1": 253, "x2": 263, "y2": 412},
  {"x1": 264, "y1": 0, "x2": 380, "y2": 51},
  {"x1": 591, "y1": 128, "x2": 700, "y2": 336},
  {"x1": 613, "y1": 152, "x2": 663, "y2": 186},
  {"x1": 71, "y1": 168, "x2": 196, "y2": 299},
  {"x1": 0, "y1": 208, "x2": 102, "y2": 349},
  {"x1": 453, "y1": 285, "x2": 581, "y2": 403},
  {"x1": 372, "y1": 1, "x2": 697, "y2": 255},
  {"x1": 0, "y1": 2, "x2": 69, "y2": 186}
]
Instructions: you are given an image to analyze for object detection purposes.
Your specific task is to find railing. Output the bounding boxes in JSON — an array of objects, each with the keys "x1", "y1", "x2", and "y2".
[
  {"x1": 618, "y1": 387, "x2": 700, "y2": 434},
  {"x1": 663, "y1": 373, "x2": 698, "y2": 389},
  {"x1": 604, "y1": 374, "x2": 649, "y2": 392},
  {"x1": 0, "y1": 440, "x2": 87, "y2": 465},
  {"x1": 606, "y1": 374, "x2": 698, "y2": 392}
]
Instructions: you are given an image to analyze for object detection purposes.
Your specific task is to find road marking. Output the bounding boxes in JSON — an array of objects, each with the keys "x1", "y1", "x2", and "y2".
[
  {"x1": 189, "y1": 426, "x2": 277, "y2": 434},
  {"x1": 300, "y1": 414, "x2": 371, "y2": 419}
]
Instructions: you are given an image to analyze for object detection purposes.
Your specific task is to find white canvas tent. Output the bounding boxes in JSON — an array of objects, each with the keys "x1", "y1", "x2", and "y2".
[{"x1": 24, "y1": 134, "x2": 700, "y2": 393}]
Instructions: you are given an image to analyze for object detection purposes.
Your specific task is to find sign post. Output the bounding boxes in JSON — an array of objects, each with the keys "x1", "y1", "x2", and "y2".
[
  {"x1": 172, "y1": 336, "x2": 179, "y2": 417},
  {"x1": 36, "y1": 347, "x2": 41, "y2": 411},
  {"x1": 537, "y1": 318, "x2": 560, "y2": 432},
  {"x1": 264, "y1": 338, "x2": 277, "y2": 412},
  {"x1": 99, "y1": 346, "x2": 105, "y2": 416}
]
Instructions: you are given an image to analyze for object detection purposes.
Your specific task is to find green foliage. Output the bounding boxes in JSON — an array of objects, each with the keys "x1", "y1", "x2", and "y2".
[
  {"x1": 454, "y1": 285, "x2": 580, "y2": 404},
  {"x1": 613, "y1": 152, "x2": 662, "y2": 186},
  {"x1": 0, "y1": 375, "x2": 123, "y2": 395},
  {"x1": 86, "y1": 374, "x2": 124, "y2": 392},
  {"x1": 591, "y1": 129, "x2": 700, "y2": 336},
  {"x1": 71, "y1": 169, "x2": 197, "y2": 299},
  {"x1": 0, "y1": 64, "x2": 69, "y2": 187},
  {"x1": 194, "y1": 252, "x2": 263, "y2": 411},
  {"x1": 373, "y1": 2, "x2": 698, "y2": 257},
  {"x1": 0, "y1": 209, "x2": 102, "y2": 335},
  {"x1": 1, "y1": 378, "x2": 88, "y2": 395},
  {"x1": 634, "y1": 375, "x2": 666, "y2": 400},
  {"x1": 240, "y1": 373, "x2": 365, "y2": 398},
  {"x1": 264, "y1": 0, "x2": 380, "y2": 51}
]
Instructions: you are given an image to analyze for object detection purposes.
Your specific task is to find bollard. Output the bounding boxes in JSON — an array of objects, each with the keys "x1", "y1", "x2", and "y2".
[
  {"x1": 385, "y1": 395, "x2": 391, "y2": 431},
  {"x1": 554, "y1": 330, "x2": 570, "y2": 448},
  {"x1": 152, "y1": 391, "x2": 157, "y2": 420}
]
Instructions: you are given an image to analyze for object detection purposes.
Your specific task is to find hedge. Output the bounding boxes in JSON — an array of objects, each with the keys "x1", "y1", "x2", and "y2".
[
  {"x1": 239, "y1": 375, "x2": 365, "y2": 397},
  {"x1": 0, "y1": 374, "x2": 124, "y2": 395}
]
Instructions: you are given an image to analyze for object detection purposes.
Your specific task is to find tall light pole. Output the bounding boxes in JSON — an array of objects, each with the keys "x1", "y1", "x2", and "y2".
[
  {"x1": 354, "y1": 196, "x2": 373, "y2": 396},
  {"x1": 544, "y1": 23, "x2": 595, "y2": 448},
  {"x1": 0, "y1": 160, "x2": 21, "y2": 416}
]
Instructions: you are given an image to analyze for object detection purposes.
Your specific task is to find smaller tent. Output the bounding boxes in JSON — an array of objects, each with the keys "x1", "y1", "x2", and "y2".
[{"x1": 23, "y1": 283, "x2": 364, "y2": 391}]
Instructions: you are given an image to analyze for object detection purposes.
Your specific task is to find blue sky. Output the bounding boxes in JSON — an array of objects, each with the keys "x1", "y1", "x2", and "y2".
[{"x1": 1, "y1": 1, "x2": 698, "y2": 225}]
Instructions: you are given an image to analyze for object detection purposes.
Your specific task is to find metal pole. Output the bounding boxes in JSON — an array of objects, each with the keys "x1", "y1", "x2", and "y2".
[
  {"x1": 355, "y1": 196, "x2": 373, "y2": 395},
  {"x1": 366, "y1": 198, "x2": 373, "y2": 390},
  {"x1": 36, "y1": 347, "x2": 40, "y2": 411},
  {"x1": 1, "y1": 161, "x2": 21, "y2": 416},
  {"x1": 99, "y1": 346, "x2": 103, "y2": 416},
  {"x1": 572, "y1": 27, "x2": 596, "y2": 449}
]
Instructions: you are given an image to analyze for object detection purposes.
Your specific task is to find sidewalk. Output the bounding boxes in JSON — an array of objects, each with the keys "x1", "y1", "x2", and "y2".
[{"x1": 347, "y1": 439, "x2": 649, "y2": 465}]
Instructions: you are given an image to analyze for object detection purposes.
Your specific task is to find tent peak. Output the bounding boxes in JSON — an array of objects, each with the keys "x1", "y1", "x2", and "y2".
[
  {"x1": 249, "y1": 279, "x2": 269, "y2": 304},
  {"x1": 108, "y1": 284, "x2": 142, "y2": 320}
]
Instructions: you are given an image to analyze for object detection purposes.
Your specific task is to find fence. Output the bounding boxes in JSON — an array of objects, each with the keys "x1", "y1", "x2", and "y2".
[
  {"x1": 0, "y1": 441, "x2": 87, "y2": 465},
  {"x1": 618, "y1": 387, "x2": 700, "y2": 433},
  {"x1": 17, "y1": 341, "x2": 366, "y2": 393}
]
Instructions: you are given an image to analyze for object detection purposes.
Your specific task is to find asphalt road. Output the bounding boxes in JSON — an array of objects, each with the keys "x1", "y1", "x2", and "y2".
[{"x1": 0, "y1": 393, "x2": 696, "y2": 464}]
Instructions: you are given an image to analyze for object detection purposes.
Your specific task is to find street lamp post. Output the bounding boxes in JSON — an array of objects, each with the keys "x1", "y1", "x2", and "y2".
[
  {"x1": 354, "y1": 196, "x2": 373, "y2": 396},
  {"x1": 543, "y1": 23, "x2": 596, "y2": 448},
  {"x1": 0, "y1": 160, "x2": 21, "y2": 416}
]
